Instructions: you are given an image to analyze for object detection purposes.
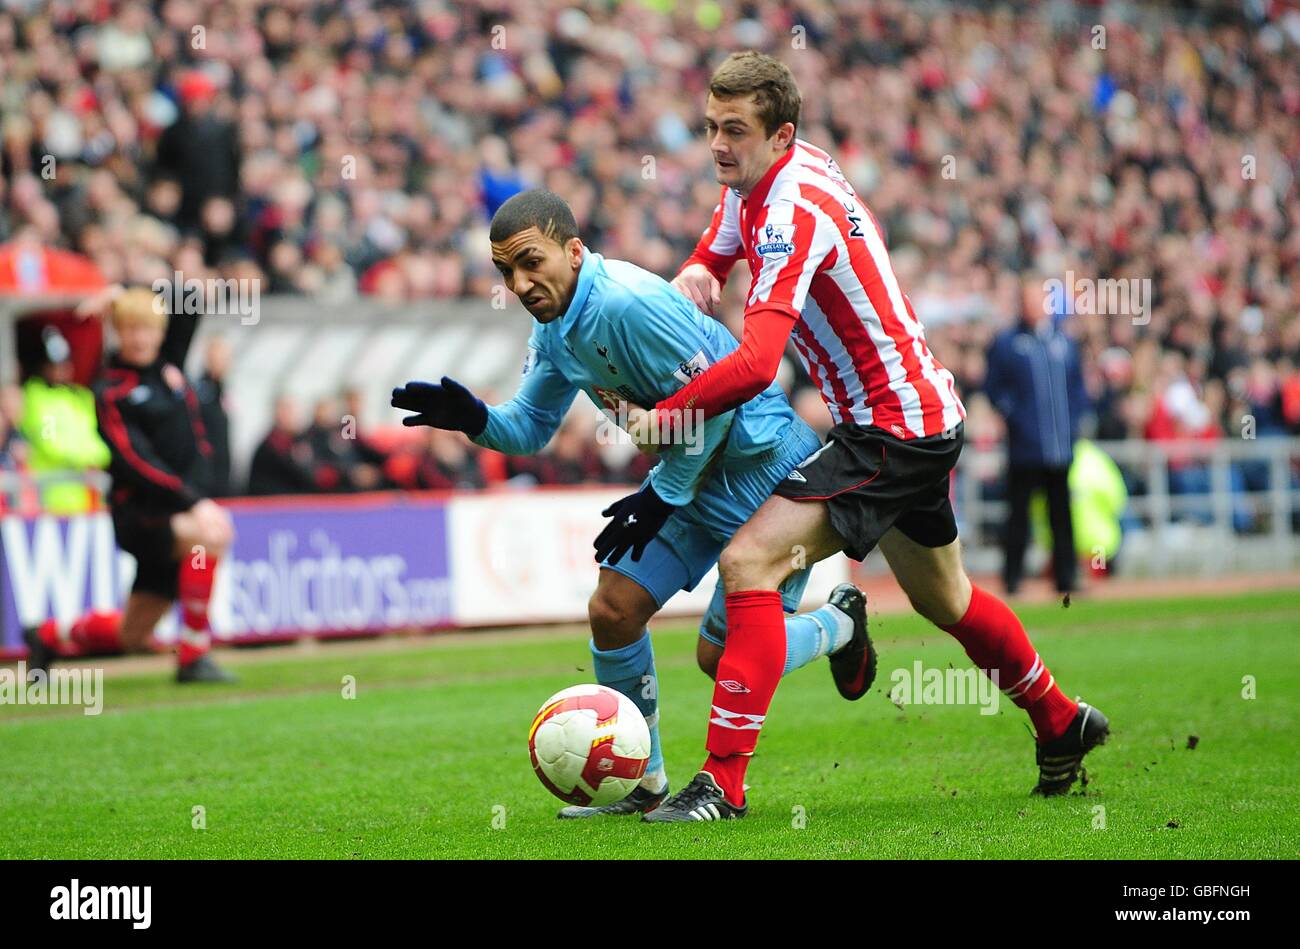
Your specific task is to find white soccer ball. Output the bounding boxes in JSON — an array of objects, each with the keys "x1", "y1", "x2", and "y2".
[{"x1": 528, "y1": 684, "x2": 651, "y2": 806}]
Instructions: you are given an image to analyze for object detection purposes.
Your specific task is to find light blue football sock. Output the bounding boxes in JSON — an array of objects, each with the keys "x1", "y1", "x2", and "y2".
[
  {"x1": 701, "y1": 584, "x2": 855, "y2": 677},
  {"x1": 590, "y1": 633, "x2": 666, "y2": 792},
  {"x1": 782, "y1": 603, "x2": 856, "y2": 674}
]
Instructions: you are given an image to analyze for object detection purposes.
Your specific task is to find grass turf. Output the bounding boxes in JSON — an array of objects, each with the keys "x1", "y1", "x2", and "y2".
[{"x1": 1, "y1": 588, "x2": 1296, "y2": 859}]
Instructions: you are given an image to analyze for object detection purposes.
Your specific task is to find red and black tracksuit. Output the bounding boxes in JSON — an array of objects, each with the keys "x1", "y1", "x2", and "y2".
[{"x1": 93, "y1": 316, "x2": 213, "y2": 599}]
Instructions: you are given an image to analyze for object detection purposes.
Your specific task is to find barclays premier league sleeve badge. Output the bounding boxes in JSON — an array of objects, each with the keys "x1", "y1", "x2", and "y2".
[
  {"x1": 672, "y1": 349, "x2": 711, "y2": 386},
  {"x1": 755, "y1": 223, "x2": 797, "y2": 260}
]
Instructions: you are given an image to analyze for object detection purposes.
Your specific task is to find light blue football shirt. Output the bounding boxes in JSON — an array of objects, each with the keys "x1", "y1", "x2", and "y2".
[{"x1": 473, "y1": 249, "x2": 799, "y2": 506}]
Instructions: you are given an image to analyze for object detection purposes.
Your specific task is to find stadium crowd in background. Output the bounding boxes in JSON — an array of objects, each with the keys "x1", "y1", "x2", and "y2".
[
  {"x1": 245, "y1": 391, "x2": 656, "y2": 496},
  {"x1": 1, "y1": 1, "x2": 1297, "y2": 536}
]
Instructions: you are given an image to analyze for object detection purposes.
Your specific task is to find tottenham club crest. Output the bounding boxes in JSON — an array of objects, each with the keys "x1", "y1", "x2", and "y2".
[{"x1": 755, "y1": 222, "x2": 796, "y2": 260}]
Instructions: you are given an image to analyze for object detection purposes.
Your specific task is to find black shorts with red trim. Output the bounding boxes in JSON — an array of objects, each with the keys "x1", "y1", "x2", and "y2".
[
  {"x1": 774, "y1": 422, "x2": 964, "y2": 561},
  {"x1": 112, "y1": 504, "x2": 180, "y2": 599}
]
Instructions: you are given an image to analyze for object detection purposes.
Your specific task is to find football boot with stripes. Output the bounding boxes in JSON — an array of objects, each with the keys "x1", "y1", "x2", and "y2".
[
  {"x1": 1032, "y1": 701, "x2": 1110, "y2": 796},
  {"x1": 641, "y1": 771, "x2": 747, "y2": 822}
]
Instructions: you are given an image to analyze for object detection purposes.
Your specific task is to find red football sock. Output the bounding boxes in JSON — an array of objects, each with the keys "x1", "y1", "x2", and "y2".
[
  {"x1": 67, "y1": 610, "x2": 125, "y2": 654},
  {"x1": 702, "y1": 590, "x2": 787, "y2": 806},
  {"x1": 940, "y1": 584, "x2": 1078, "y2": 743},
  {"x1": 35, "y1": 618, "x2": 61, "y2": 649},
  {"x1": 176, "y1": 554, "x2": 218, "y2": 667},
  {"x1": 702, "y1": 751, "x2": 749, "y2": 802},
  {"x1": 34, "y1": 612, "x2": 123, "y2": 657}
]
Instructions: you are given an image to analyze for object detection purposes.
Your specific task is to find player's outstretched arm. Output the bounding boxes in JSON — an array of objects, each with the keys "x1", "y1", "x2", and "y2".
[
  {"x1": 393, "y1": 340, "x2": 579, "y2": 456},
  {"x1": 593, "y1": 399, "x2": 733, "y2": 565},
  {"x1": 473, "y1": 339, "x2": 579, "y2": 454},
  {"x1": 648, "y1": 197, "x2": 833, "y2": 446}
]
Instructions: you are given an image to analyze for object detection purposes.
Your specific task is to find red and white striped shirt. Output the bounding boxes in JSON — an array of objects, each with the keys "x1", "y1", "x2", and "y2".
[{"x1": 658, "y1": 139, "x2": 965, "y2": 440}]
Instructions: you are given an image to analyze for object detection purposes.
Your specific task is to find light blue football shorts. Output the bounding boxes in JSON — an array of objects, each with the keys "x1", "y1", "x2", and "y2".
[{"x1": 601, "y1": 418, "x2": 823, "y2": 647}]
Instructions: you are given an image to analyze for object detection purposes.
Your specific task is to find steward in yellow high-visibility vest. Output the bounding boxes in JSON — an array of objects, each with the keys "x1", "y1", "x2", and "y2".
[
  {"x1": 21, "y1": 362, "x2": 111, "y2": 515},
  {"x1": 1032, "y1": 439, "x2": 1128, "y2": 567}
]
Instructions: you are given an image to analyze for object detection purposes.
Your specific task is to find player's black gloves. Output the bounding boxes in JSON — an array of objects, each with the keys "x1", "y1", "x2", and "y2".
[
  {"x1": 594, "y1": 482, "x2": 676, "y2": 565},
  {"x1": 391, "y1": 377, "x2": 488, "y2": 438}
]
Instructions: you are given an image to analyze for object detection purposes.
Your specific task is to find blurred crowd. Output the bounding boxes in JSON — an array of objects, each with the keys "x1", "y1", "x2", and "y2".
[
  {"x1": 0, "y1": 330, "x2": 659, "y2": 508},
  {"x1": 1, "y1": 0, "x2": 1298, "y2": 520},
  {"x1": 244, "y1": 386, "x2": 657, "y2": 497}
]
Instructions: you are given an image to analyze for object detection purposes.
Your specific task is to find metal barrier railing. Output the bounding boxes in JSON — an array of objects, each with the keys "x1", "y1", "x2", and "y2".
[
  {"x1": 0, "y1": 469, "x2": 109, "y2": 516},
  {"x1": 951, "y1": 437, "x2": 1300, "y2": 578}
]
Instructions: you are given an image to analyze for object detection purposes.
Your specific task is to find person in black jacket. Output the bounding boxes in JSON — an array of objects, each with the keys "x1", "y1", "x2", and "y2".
[
  {"x1": 28, "y1": 287, "x2": 237, "y2": 683},
  {"x1": 154, "y1": 72, "x2": 241, "y2": 235},
  {"x1": 984, "y1": 280, "x2": 1089, "y2": 595},
  {"x1": 300, "y1": 396, "x2": 384, "y2": 492},
  {"x1": 247, "y1": 395, "x2": 318, "y2": 495}
]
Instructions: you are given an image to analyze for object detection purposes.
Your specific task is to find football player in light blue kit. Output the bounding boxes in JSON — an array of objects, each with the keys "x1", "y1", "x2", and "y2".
[{"x1": 392, "y1": 189, "x2": 875, "y2": 817}]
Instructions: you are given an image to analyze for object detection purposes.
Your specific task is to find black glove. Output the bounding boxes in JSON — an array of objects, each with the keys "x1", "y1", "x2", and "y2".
[
  {"x1": 594, "y1": 482, "x2": 676, "y2": 565},
  {"x1": 391, "y1": 376, "x2": 488, "y2": 437}
]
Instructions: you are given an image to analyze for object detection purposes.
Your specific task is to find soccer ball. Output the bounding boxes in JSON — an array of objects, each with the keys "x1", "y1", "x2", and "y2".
[{"x1": 528, "y1": 684, "x2": 651, "y2": 806}]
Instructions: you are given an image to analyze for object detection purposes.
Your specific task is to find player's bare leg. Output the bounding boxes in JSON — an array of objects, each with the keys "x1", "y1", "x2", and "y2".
[
  {"x1": 587, "y1": 568, "x2": 657, "y2": 651},
  {"x1": 878, "y1": 528, "x2": 1109, "y2": 795},
  {"x1": 720, "y1": 494, "x2": 845, "y2": 590},
  {"x1": 24, "y1": 508, "x2": 234, "y2": 683},
  {"x1": 167, "y1": 502, "x2": 237, "y2": 683},
  {"x1": 25, "y1": 503, "x2": 229, "y2": 676},
  {"x1": 118, "y1": 592, "x2": 175, "y2": 652},
  {"x1": 647, "y1": 495, "x2": 860, "y2": 821},
  {"x1": 696, "y1": 638, "x2": 723, "y2": 679},
  {"x1": 876, "y1": 528, "x2": 971, "y2": 626},
  {"x1": 722, "y1": 499, "x2": 875, "y2": 697}
]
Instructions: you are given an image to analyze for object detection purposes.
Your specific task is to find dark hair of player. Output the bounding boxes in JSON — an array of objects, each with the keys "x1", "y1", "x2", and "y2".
[
  {"x1": 709, "y1": 50, "x2": 801, "y2": 139},
  {"x1": 489, "y1": 188, "x2": 580, "y2": 246}
]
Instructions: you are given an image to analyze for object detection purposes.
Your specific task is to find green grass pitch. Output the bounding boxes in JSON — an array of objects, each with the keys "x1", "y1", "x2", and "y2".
[{"x1": 2, "y1": 588, "x2": 1296, "y2": 859}]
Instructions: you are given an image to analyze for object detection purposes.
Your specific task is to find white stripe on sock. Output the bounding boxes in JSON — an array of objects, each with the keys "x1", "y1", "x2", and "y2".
[
  {"x1": 178, "y1": 626, "x2": 210, "y2": 648},
  {"x1": 1005, "y1": 655, "x2": 1043, "y2": 699}
]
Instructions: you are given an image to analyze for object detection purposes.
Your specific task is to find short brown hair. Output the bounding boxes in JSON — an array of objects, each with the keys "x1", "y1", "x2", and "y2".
[{"x1": 709, "y1": 51, "x2": 801, "y2": 139}]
